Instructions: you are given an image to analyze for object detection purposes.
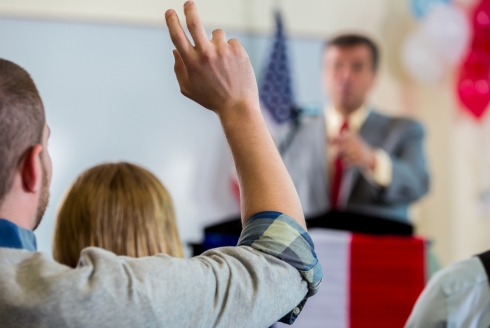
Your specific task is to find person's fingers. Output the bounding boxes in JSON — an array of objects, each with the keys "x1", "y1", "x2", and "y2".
[
  {"x1": 343, "y1": 151, "x2": 353, "y2": 162},
  {"x1": 340, "y1": 154, "x2": 352, "y2": 166},
  {"x1": 228, "y1": 38, "x2": 247, "y2": 54},
  {"x1": 343, "y1": 155, "x2": 356, "y2": 167},
  {"x1": 166, "y1": 9, "x2": 192, "y2": 60},
  {"x1": 346, "y1": 147, "x2": 358, "y2": 159},
  {"x1": 227, "y1": 38, "x2": 241, "y2": 47},
  {"x1": 211, "y1": 29, "x2": 227, "y2": 45},
  {"x1": 335, "y1": 143, "x2": 346, "y2": 158},
  {"x1": 173, "y1": 50, "x2": 190, "y2": 97},
  {"x1": 336, "y1": 137, "x2": 349, "y2": 149},
  {"x1": 342, "y1": 143, "x2": 359, "y2": 159},
  {"x1": 337, "y1": 134, "x2": 348, "y2": 145},
  {"x1": 337, "y1": 148, "x2": 348, "y2": 160},
  {"x1": 183, "y1": 1, "x2": 209, "y2": 50}
]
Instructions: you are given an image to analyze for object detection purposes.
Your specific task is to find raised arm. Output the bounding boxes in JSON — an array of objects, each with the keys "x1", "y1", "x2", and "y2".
[{"x1": 165, "y1": 2, "x2": 305, "y2": 229}]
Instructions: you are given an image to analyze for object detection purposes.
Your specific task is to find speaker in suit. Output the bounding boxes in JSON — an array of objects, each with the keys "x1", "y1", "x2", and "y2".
[
  {"x1": 281, "y1": 106, "x2": 430, "y2": 223},
  {"x1": 281, "y1": 34, "x2": 431, "y2": 224}
]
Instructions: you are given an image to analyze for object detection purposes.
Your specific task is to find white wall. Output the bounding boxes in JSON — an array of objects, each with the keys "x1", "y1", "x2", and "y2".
[{"x1": 0, "y1": 0, "x2": 388, "y2": 37}]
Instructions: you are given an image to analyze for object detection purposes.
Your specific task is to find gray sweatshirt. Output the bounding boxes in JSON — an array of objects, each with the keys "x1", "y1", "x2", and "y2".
[{"x1": 0, "y1": 212, "x2": 323, "y2": 327}]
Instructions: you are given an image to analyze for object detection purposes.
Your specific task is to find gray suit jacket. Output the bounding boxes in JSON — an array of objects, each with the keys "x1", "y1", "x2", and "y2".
[{"x1": 282, "y1": 110, "x2": 430, "y2": 223}]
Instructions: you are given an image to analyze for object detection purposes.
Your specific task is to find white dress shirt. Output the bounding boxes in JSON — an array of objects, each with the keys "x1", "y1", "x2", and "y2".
[{"x1": 405, "y1": 256, "x2": 490, "y2": 328}]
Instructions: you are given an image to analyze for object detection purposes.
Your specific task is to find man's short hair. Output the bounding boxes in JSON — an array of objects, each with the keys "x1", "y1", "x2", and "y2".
[
  {"x1": 0, "y1": 59, "x2": 45, "y2": 206},
  {"x1": 324, "y1": 34, "x2": 380, "y2": 72}
]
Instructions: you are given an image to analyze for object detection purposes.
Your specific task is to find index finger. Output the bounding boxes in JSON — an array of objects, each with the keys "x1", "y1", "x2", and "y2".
[
  {"x1": 183, "y1": 1, "x2": 210, "y2": 50},
  {"x1": 336, "y1": 132, "x2": 348, "y2": 142},
  {"x1": 165, "y1": 9, "x2": 193, "y2": 60}
]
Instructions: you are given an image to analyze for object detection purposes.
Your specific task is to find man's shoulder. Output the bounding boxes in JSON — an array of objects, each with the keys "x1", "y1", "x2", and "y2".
[
  {"x1": 406, "y1": 257, "x2": 489, "y2": 328},
  {"x1": 370, "y1": 110, "x2": 425, "y2": 135},
  {"x1": 434, "y1": 257, "x2": 488, "y2": 297},
  {"x1": 0, "y1": 246, "x2": 49, "y2": 266}
]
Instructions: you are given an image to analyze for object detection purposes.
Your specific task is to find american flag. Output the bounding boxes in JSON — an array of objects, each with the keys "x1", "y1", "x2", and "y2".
[{"x1": 260, "y1": 11, "x2": 296, "y2": 124}]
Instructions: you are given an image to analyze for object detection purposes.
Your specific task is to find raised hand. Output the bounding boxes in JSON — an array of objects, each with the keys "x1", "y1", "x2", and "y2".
[
  {"x1": 165, "y1": 1, "x2": 259, "y2": 117},
  {"x1": 165, "y1": 1, "x2": 305, "y2": 228},
  {"x1": 333, "y1": 132, "x2": 376, "y2": 170}
]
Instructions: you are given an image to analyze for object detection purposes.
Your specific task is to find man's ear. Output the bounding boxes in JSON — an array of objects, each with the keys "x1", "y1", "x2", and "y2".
[{"x1": 19, "y1": 145, "x2": 44, "y2": 193}]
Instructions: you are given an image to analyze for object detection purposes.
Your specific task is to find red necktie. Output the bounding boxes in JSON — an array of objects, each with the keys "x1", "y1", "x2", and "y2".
[{"x1": 331, "y1": 120, "x2": 349, "y2": 210}]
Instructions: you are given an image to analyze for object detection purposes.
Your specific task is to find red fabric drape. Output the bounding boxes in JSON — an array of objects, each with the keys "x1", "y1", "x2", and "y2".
[{"x1": 349, "y1": 234, "x2": 426, "y2": 328}]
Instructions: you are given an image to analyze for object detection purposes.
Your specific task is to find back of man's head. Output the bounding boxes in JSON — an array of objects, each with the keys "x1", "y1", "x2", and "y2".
[{"x1": 0, "y1": 59, "x2": 45, "y2": 206}]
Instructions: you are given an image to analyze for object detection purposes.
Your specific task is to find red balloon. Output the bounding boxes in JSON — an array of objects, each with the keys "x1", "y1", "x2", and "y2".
[
  {"x1": 458, "y1": 56, "x2": 490, "y2": 119},
  {"x1": 462, "y1": 45, "x2": 490, "y2": 73},
  {"x1": 473, "y1": 0, "x2": 490, "y2": 52}
]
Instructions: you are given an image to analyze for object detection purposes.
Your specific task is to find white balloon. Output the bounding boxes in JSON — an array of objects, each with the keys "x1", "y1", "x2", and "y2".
[
  {"x1": 402, "y1": 30, "x2": 446, "y2": 84},
  {"x1": 421, "y1": 5, "x2": 470, "y2": 64}
]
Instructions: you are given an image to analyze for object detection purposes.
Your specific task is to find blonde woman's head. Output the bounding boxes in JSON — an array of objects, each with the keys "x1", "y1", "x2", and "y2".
[{"x1": 53, "y1": 162, "x2": 183, "y2": 267}]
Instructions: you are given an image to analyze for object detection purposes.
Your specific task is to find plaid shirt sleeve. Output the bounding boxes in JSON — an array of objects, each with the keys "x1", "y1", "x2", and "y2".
[{"x1": 238, "y1": 211, "x2": 323, "y2": 325}]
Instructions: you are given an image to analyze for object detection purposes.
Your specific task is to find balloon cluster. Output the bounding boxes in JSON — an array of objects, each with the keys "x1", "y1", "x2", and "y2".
[
  {"x1": 402, "y1": 0, "x2": 490, "y2": 119},
  {"x1": 457, "y1": 0, "x2": 490, "y2": 119},
  {"x1": 402, "y1": 1, "x2": 470, "y2": 84}
]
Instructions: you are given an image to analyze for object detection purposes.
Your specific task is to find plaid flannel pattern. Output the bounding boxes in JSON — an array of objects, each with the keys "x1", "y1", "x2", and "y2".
[{"x1": 238, "y1": 211, "x2": 323, "y2": 324}]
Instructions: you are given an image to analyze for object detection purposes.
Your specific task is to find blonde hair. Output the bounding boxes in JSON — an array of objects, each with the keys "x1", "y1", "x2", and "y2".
[{"x1": 53, "y1": 162, "x2": 184, "y2": 267}]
